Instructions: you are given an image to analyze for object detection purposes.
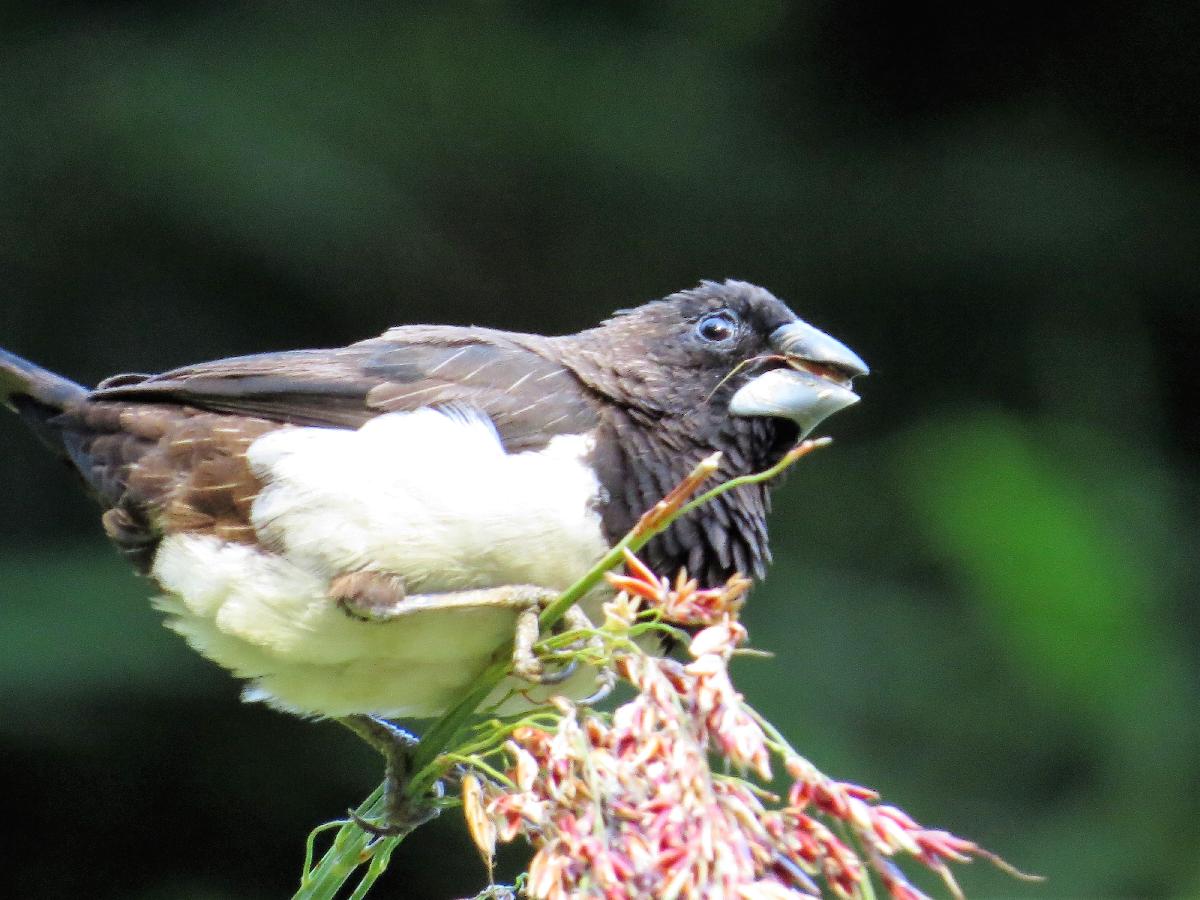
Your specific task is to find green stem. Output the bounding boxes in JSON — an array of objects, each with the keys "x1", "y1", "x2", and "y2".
[
  {"x1": 674, "y1": 436, "x2": 831, "y2": 522},
  {"x1": 295, "y1": 788, "x2": 395, "y2": 899}
]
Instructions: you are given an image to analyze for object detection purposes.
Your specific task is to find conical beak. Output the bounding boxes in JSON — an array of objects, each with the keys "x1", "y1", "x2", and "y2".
[{"x1": 729, "y1": 319, "x2": 868, "y2": 436}]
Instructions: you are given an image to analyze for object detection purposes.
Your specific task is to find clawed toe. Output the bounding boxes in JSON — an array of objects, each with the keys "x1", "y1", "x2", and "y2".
[
  {"x1": 516, "y1": 656, "x2": 579, "y2": 685},
  {"x1": 348, "y1": 785, "x2": 442, "y2": 838},
  {"x1": 577, "y1": 665, "x2": 616, "y2": 706}
]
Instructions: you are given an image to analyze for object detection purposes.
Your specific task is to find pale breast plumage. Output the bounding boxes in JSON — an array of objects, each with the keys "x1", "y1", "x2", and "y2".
[{"x1": 150, "y1": 407, "x2": 609, "y2": 718}]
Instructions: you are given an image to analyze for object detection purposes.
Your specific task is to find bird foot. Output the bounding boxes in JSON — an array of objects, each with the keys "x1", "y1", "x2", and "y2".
[
  {"x1": 336, "y1": 715, "x2": 443, "y2": 836},
  {"x1": 347, "y1": 787, "x2": 442, "y2": 838},
  {"x1": 512, "y1": 600, "x2": 598, "y2": 685}
]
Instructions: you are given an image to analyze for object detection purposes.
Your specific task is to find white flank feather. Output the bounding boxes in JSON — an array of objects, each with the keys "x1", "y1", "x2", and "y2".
[{"x1": 151, "y1": 408, "x2": 609, "y2": 718}]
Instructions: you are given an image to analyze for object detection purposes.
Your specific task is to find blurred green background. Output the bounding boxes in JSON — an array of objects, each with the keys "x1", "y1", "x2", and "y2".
[{"x1": 1, "y1": 2, "x2": 1196, "y2": 897}]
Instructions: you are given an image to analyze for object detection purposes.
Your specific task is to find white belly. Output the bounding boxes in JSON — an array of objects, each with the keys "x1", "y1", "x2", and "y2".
[{"x1": 150, "y1": 408, "x2": 610, "y2": 719}]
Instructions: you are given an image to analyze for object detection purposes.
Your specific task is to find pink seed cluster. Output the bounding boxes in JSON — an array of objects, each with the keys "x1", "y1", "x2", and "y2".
[{"x1": 463, "y1": 553, "x2": 1026, "y2": 899}]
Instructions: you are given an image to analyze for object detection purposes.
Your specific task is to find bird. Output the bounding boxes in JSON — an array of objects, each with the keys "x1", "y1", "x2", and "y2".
[{"x1": 1, "y1": 279, "x2": 867, "y2": 826}]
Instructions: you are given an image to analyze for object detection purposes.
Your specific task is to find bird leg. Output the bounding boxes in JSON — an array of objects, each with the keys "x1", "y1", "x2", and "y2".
[
  {"x1": 336, "y1": 714, "x2": 442, "y2": 837},
  {"x1": 330, "y1": 574, "x2": 597, "y2": 685},
  {"x1": 330, "y1": 570, "x2": 411, "y2": 623}
]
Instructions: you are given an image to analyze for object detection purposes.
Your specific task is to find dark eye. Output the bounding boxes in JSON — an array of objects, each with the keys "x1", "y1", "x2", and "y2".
[{"x1": 695, "y1": 311, "x2": 738, "y2": 344}]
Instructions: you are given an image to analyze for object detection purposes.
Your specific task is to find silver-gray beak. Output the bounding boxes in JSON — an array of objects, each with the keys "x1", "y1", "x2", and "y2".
[{"x1": 729, "y1": 319, "x2": 868, "y2": 436}]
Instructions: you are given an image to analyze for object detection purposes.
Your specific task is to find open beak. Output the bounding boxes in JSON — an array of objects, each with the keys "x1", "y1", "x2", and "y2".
[{"x1": 729, "y1": 319, "x2": 869, "y2": 436}]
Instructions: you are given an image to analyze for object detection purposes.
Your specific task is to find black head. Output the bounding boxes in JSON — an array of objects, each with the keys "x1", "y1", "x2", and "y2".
[
  {"x1": 555, "y1": 280, "x2": 868, "y2": 585},
  {"x1": 562, "y1": 279, "x2": 867, "y2": 436}
]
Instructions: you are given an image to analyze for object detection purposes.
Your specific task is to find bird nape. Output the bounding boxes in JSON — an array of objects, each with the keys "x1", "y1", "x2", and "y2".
[{"x1": 0, "y1": 279, "x2": 868, "y2": 831}]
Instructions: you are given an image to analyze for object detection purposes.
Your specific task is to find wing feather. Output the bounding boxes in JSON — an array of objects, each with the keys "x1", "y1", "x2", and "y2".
[{"x1": 90, "y1": 327, "x2": 598, "y2": 450}]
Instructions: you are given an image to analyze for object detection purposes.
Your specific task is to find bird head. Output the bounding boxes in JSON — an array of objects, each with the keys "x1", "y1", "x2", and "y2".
[{"x1": 566, "y1": 279, "x2": 868, "y2": 439}]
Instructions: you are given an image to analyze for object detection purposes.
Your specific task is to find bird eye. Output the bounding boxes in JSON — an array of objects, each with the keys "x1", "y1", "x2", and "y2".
[{"x1": 695, "y1": 311, "x2": 738, "y2": 344}]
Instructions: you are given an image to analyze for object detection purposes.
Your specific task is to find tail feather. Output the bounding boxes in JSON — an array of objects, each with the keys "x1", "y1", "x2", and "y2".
[
  {"x1": 1, "y1": 348, "x2": 88, "y2": 454},
  {"x1": 0, "y1": 347, "x2": 87, "y2": 413}
]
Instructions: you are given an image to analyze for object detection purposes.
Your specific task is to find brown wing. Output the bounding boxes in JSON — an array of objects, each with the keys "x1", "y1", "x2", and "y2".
[
  {"x1": 65, "y1": 326, "x2": 599, "y2": 569},
  {"x1": 90, "y1": 326, "x2": 598, "y2": 450}
]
